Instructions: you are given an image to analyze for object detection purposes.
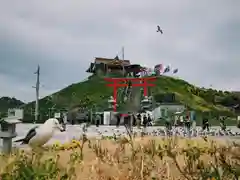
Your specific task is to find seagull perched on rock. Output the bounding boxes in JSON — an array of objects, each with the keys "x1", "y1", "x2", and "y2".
[
  {"x1": 156, "y1": 25, "x2": 163, "y2": 34},
  {"x1": 15, "y1": 118, "x2": 65, "y2": 148}
]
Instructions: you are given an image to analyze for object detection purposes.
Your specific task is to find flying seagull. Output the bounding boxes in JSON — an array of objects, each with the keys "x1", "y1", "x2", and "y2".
[
  {"x1": 15, "y1": 118, "x2": 65, "y2": 148},
  {"x1": 156, "y1": 26, "x2": 163, "y2": 34}
]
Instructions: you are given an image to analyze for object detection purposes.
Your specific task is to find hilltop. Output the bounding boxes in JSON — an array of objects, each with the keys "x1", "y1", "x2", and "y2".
[{"x1": 22, "y1": 74, "x2": 240, "y2": 123}]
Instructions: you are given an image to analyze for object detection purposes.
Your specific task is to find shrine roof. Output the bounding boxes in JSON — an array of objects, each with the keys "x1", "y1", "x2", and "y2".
[{"x1": 94, "y1": 57, "x2": 131, "y2": 65}]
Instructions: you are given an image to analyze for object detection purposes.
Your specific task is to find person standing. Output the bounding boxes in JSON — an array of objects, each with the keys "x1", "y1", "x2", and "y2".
[
  {"x1": 185, "y1": 111, "x2": 191, "y2": 137},
  {"x1": 174, "y1": 113, "x2": 179, "y2": 127},
  {"x1": 237, "y1": 115, "x2": 240, "y2": 129},
  {"x1": 142, "y1": 113, "x2": 148, "y2": 135},
  {"x1": 179, "y1": 115, "x2": 184, "y2": 126},
  {"x1": 165, "y1": 116, "x2": 172, "y2": 135},
  {"x1": 143, "y1": 114, "x2": 148, "y2": 127},
  {"x1": 62, "y1": 112, "x2": 67, "y2": 131},
  {"x1": 137, "y1": 113, "x2": 142, "y2": 129},
  {"x1": 202, "y1": 116, "x2": 209, "y2": 131},
  {"x1": 116, "y1": 113, "x2": 121, "y2": 127},
  {"x1": 95, "y1": 113, "x2": 101, "y2": 127},
  {"x1": 124, "y1": 113, "x2": 133, "y2": 133},
  {"x1": 220, "y1": 116, "x2": 226, "y2": 131},
  {"x1": 147, "y1": 113, "x2": 152, "y2": 126},
  {"x1": 132, "y1": 114, "x2": 137, "y2": 126},
  {"x1": 191, "y1": 111, "x2": 196, "y2": 136}
]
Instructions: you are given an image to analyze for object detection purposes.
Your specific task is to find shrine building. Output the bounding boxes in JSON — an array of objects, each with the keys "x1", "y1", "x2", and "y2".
[{"x1": 86, "y1": 56, "x2": 143, "y2": 76}]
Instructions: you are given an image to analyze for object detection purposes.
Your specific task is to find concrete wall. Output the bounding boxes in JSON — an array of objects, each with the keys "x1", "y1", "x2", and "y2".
[
  {"x1": 159, "y1": 104, "x2": 185, "y2": 113},
  {"x1": 103, "y1": 111, "x2": 111, "y2": 125},
  {"x1": 152, "y1": 104, "x2": 185, "y2": 120}
]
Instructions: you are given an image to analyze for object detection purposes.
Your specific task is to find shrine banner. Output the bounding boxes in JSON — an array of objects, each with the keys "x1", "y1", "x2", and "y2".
[
  {"x1": 140, "y1": 67, "x2": 155, "y2": 77},
  {"x1": 154, "y1": 64, "x2": 163, "y2": 75}
]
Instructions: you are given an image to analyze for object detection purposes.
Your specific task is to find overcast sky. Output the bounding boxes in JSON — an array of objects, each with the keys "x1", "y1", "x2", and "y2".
[{"x1": 0, "y1": 0, "x2": 239, "y2": 102}]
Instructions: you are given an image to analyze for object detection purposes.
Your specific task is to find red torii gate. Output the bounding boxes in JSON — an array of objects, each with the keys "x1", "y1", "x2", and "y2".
[{"x1": 104, "y1": 77, "x2": 156, "y2": 112}]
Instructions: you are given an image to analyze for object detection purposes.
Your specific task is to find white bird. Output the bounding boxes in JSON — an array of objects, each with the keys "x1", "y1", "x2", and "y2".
[{"x1": 15, "y1": 118, "x2": 65, "y2": 147}]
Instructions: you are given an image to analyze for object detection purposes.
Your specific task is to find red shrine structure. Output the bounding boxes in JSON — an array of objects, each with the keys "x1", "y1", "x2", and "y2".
[{"x1": 104, "y1": 77, "x2": 156, "y2": 112}]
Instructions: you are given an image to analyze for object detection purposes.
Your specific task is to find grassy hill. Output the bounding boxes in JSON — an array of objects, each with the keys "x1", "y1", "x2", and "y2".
[
  {"x1": 21, "y1": 74, "x2": 240, "y2": 123},
  {"x1": 153, "y1": 76, "x2": 229, "y2": 112}
]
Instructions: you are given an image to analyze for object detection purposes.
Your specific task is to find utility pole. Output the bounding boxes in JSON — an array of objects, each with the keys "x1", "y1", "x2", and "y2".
[
  {"x1": 32, "y1": 65, "x2": 40, "y2": 123},
  {"x1": 122, "y1": 46, "x2": 125, "y2": 76},
  {"x1": 122, "y1": 46, "x2": 124, "y2": 60}
]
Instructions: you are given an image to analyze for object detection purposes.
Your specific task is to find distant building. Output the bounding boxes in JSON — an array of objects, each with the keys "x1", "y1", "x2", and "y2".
[
  {"x1": 86, "y1": 57, "x2": 142, "y2": 76},
  {"x1": 86, "y1": 57, "x2": 130, "y2": 75},
  {"x1": 152, "y1": 103, "x2": 185, "y2": 120},
  {"x1": 7, "y1": 108, "x2": 24, "y2": 120}
]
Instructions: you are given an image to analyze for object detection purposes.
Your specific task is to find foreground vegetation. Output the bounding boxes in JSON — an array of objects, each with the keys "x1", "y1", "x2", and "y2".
[{"x1": 1, "y1": 133, "x2": 240, "y2": 180}]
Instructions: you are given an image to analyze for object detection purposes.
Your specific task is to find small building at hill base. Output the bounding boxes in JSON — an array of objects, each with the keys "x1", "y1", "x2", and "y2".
[
  {"x1": 152, "y1": 103, "x2": 185, "y2": 120},
  {"x1": 7, "y1": 108, "x2": 24, "y2": 120}
]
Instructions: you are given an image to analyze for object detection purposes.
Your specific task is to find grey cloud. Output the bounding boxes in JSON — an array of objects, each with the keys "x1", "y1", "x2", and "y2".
[{"x1": 0, "y1": 0, "x2": 239, "y2": 101}]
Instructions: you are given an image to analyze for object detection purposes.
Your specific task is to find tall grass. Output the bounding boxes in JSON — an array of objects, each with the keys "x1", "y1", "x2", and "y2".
[{"x1": 1, "y1": 133, "x2": 240, "y2": 180}]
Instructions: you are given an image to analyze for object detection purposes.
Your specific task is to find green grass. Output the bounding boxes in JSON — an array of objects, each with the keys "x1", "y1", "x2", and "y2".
[
  {"x1": 153, "y1": 76, "x2": 230, "y2": 113},
  {"x1": 22, "y1": 74, "x2": 234, "y2": 123}
]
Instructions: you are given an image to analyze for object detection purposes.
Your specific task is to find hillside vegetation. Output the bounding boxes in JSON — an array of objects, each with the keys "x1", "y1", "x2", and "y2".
[
  {"x1": 0, "y1": 97, "x2": 24, "y2": 118},
  {"x1": 20, "y1": 74, "x2": 240, "y2": 123}
]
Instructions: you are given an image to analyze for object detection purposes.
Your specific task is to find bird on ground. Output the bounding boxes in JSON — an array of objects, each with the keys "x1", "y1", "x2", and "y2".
[
  {"x1": 201, "y1": 136, "x2": 208, "y2": 142},
  {"x1": 233, "y1": 104, "x2": 239, "y2": 108},
  {"x1": 14, "y1": 118, "x2": 65, "y2": 148},
  {"x1": 156, "y1": 26, "x2": 163, "y2": 34}
]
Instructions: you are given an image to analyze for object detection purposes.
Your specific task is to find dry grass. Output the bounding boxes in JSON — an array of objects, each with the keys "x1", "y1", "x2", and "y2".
[
  {"x1": 55, "y1": 137, "x2": 229, "y2": 179},
  {"x1": 1, "y1": 134, "x2": 240, "y2": 180}
]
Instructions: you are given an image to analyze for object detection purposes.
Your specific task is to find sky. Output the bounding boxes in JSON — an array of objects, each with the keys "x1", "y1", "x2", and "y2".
[{"x1": 0, "y1": 0, "x2": 239, "y2": 102}]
